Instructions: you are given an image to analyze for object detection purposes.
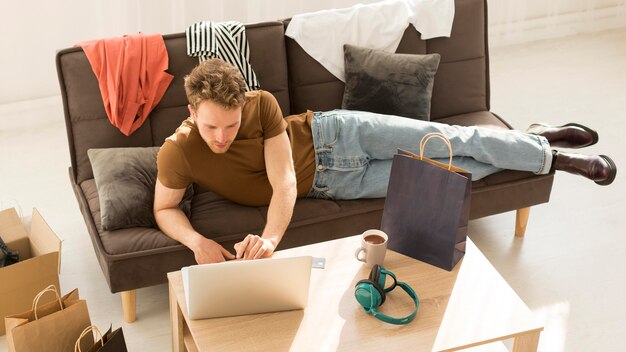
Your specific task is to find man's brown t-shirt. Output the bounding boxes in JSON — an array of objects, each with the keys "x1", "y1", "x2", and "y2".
[{"x1": 157, "y1": 90, "x2": 315, "y2": 206}]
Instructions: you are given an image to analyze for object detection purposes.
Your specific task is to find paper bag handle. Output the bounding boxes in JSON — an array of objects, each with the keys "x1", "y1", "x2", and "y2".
[
  {"x1": 419, "y1": 132, "x2": 453, "y2": 170},
  {"x1": 32, "y1": 284, "x2": 63, "y2": 320},
  {"x1": 75, "y1": 325, "x2": 104, "y2": 352}
]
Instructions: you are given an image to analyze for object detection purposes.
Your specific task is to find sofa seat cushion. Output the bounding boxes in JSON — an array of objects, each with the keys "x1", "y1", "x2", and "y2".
[
  {"x1": 434, "y1": 110, "x2": 511, "y2": 130},
  {"x1": 190, "y1": 187, "x2": 385, "y2": 241},
  {"x1": 81, "y1": 179, "x2": 182, "y2": 257},
  {"x1": 81, "y1": 179, "x2": 384, "y2": 256}
]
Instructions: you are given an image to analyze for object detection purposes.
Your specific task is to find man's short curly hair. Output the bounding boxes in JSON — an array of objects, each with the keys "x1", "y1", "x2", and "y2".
[{"x1": 184, "y1": 59, "x2": 247, "y2": 110}]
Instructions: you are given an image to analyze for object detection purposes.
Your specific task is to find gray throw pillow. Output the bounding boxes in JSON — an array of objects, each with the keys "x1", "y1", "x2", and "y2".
[
  {"x1": 342, "y1": 44, "x2": 441, "y2": 121},
  {"x1": 88, "y1": 147, "x2": 193, "y2": 231}
]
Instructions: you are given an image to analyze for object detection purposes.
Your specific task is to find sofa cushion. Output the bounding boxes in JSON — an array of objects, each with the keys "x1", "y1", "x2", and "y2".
[
  {"x1": 80, "y1": 179, "x2": 181, "y2": 256},
  {"x1": 342, "y1": 44, "x2": 440, "y2": 120},
  {"x1": 435, "y1": 110, "x2": 511, "y2": 131},
  {"x1": 81, "y1": 179, "x2": 383, "y2": 256},
  {"x1": 88, "y1": 147, "x2": 193, "y2": 231}
]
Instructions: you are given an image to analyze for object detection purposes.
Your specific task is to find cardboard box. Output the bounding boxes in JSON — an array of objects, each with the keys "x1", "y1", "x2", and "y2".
[{"x1": 0, "y1": 208, "x2": 61, "y2": 335}]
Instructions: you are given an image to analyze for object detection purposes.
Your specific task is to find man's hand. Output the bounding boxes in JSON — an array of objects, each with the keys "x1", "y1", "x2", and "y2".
[
  {"x1": 191, "y1": 236, "x2": 235, "y2": 264},
  {"x1": 234, "y1": 235, "x2": 276, "y2": 260}
]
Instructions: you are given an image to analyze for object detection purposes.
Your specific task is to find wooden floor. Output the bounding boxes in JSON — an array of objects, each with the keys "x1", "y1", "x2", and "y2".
[{"x1": 0, "y1": 28, "x2": 624, "y2": 351}]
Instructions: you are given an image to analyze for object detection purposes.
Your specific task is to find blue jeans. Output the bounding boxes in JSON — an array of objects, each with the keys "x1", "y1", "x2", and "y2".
[{"x1": 307, "y1": 110, "x2": 552, "y2": 200}]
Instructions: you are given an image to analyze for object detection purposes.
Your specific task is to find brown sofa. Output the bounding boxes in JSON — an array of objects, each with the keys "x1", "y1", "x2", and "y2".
[{"x1": 56, "y1": 0, "x2": 553, "y2": 322}]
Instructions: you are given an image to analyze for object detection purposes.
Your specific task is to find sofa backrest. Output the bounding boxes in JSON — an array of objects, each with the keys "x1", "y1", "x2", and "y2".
[
  {"x1": 57, "y1": 21, "x2": 290, "y2": 184},
  {"x1": 286, "y1": 0, "x2": 489, "y2": 120},
  {"x1": 57, "y1": 0, "x2": 488, "y2": 184}
]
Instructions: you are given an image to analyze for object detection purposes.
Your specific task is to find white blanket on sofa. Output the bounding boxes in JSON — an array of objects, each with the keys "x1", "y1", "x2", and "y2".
[{"x1": 285, "y1": 0, "x2": 455, "y2": 82}]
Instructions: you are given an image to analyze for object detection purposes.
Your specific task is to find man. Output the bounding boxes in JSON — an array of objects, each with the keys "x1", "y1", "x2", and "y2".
[{"x1": 154, "y1": 59, "x2": 617, "y2": 264}]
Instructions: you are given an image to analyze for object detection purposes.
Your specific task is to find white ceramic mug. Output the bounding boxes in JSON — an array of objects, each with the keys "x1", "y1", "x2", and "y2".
[{"x1": 354, "y1": 229, "x2": 388, "y2": 267}]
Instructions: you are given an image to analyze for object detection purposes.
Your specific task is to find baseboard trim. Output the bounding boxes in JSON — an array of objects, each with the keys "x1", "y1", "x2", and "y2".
[{"x1": 0, "y1": 95, "x2": 62, "y2": 129}]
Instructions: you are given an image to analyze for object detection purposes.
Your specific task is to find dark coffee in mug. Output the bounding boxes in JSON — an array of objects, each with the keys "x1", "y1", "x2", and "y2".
[
  {"x1": 356, "y1": 230, "x2": 388, "y2": 267},
  {"x1": 364, "y1": 234, "x2": 385, "y2": 245}
]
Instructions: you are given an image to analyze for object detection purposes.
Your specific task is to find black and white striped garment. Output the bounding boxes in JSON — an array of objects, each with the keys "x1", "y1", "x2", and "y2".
[{"x1": 185, "y1": 21, "x2": 260, "y2": 91}]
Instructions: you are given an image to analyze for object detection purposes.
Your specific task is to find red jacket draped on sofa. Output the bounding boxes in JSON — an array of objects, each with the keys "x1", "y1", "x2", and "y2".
[{"x1": 80, "y1": 33, "x2": 174, "y2": 136}]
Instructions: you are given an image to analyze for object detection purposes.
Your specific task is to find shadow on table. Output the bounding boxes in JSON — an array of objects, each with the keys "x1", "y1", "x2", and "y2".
[{"x1": 334, "y1": 255, "x2": 461, "y2": 351}]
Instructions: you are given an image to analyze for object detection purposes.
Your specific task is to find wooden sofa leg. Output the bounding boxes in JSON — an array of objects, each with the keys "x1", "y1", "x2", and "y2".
[
  {"x1": 515, "y1": 207, "x2": 531, "y2": 237},
  {"x1": 121, "y1": 290, "x2": 137, "y2": 323}
]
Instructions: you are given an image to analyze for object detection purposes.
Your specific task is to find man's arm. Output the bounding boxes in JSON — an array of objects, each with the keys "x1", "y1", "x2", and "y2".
[
  {"x1": 154, "y1": 179, "x2": 235, "y2": 264},
  {"x1": 235, "y1": 130, "x2": 297, "y2": 259}
]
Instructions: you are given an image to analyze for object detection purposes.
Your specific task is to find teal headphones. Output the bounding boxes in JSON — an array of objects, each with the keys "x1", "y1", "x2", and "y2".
[{"x1": 354, "y1": 264, "x2": 419, "y2": 325}]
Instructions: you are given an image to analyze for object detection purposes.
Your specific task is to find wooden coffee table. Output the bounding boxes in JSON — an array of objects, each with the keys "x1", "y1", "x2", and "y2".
[{"x1": 168, "y1": 236, "x2": 543, "y2": 352}]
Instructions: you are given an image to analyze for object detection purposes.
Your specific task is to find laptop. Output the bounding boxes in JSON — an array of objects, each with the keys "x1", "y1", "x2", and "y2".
[{"x1": 182, "y1": 256, "x2": 313, "y2": 319}]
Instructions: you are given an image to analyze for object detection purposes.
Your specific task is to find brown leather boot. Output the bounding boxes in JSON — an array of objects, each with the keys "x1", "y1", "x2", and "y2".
[
  {"x1": 551, "y1": 151, "x2": 617, "y2": 185},
  {"x1": 527, "y1": 123, "x2": 598, "y2": 148}
]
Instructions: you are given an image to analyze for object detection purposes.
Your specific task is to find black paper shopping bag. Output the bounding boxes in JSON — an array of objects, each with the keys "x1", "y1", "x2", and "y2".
[
  {"x1": 76, "y1": 324, "x2": 128, "y2": 352},
  {"x1": 381, "y1": 133, "x2": 471, "y2": 271}
]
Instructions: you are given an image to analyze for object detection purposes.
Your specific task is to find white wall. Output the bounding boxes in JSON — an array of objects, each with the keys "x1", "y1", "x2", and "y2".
[
  {"x1": 0, "y1": 0, "x2": 625, "y2": 104},
  {"x1": 0, "y1": 0, "x2": 381, "y2": 105},
  {"x1": 489, "y1": 0, "x2": 626, "y2": 46}
]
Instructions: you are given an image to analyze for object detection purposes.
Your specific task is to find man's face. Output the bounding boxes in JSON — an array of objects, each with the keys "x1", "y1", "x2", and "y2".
[{"x1": 190, "y1": 100, "x2": 241, "y2": 154}]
